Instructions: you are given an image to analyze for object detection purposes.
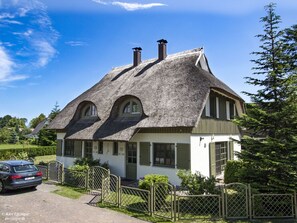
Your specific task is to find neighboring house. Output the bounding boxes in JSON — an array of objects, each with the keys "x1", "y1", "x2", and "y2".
[
  {"x1": 48, "y1": 40, "x2": 244, "y2": 185},
  {"x1": 27, "y1": 119, "x2": 48, "y2": 139}
]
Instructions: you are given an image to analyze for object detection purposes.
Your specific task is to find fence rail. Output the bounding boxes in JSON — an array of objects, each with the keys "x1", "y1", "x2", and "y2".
[{"x1": 38, "y1": 163, "x2": 297, "y2": 221}]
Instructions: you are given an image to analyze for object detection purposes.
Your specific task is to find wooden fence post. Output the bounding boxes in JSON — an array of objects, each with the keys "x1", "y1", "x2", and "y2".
[
  {"x1": 248, "y1": 184, "x2": 252, "y2": 219},
  {"x1": 221, "y1": 185, "x2": 225, "y2": 218},
  {"x1": 117, "y1": 176, "x2": 121, "y2": 208},
  {"x1": 85, "y1": 168, "x2": 89, "y2": 190},
  {"x1": 173, "y1": 185, "x2": 177, "y2": 222}
]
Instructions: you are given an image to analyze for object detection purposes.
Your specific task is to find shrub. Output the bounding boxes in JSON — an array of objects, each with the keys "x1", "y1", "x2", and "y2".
[
  {"x1": 73, "y1": 157, "x2": 109, "y2": 169},
  {"x1": 65, "y1": 165, "x2": 89, "y2": 187},
  {"x1": 138, "y1": 174, "x2": 169, "y2": 190},
  {"x1": 139, "y1": 174, "x2": 169, "y2": 210},
  {"x1": 224, "y1": 160, "x2": 244, "y2": 184},
  {"x1": 177, "y1": 170, "x2": 220, "y2": 195},
  {"x1": 68, "y1": 164, "x2": 89, "y2": 172}
]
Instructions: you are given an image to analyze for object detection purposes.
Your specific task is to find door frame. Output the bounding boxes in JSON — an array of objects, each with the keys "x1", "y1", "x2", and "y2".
[{"x1": 125, "y1": 142, "x2": 137, "y2": 180}]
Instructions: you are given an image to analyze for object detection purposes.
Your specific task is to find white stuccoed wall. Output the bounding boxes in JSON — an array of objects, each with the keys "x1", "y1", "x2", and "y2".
[
  {"x1": 55, "y1": 132, "x2": 241, "y2": 185},
  {"x1": 57, "y1": 133, "x2": 66, "y2": 140},
  {"x1": 92, "y1": 141, "x2": 126, "y2": 177},
  {"x1": 190, "y1": 134, "x2": 241, "y2": 177},
  {"x1": 131, "y1": 133, "x2": 191, "y2": 186}
]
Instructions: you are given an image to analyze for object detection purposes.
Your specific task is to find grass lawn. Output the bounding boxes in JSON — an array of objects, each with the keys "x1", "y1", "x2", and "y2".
[
  {"x1": 52, "y1": 185, "x2": 87, "y2": 199},
  {"x1": 98, "y1": 203, "x2": 258, "y2": 223},
  {"x1": 34, "y1": 155, "x2": 56, "y2": 164},
  {"x1": 0, "y1": 143, "x2": 39, "y2": 150}
]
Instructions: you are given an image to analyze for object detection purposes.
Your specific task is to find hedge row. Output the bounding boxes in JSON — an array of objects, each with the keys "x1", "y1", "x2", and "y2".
[{"x1": 0, "y1": 146, "x2": 56, "y2": 160}]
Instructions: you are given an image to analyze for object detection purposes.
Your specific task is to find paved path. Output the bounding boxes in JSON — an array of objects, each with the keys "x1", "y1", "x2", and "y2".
[{"x1": 0, "y1": 182, "x2": 148, "y2": 223}]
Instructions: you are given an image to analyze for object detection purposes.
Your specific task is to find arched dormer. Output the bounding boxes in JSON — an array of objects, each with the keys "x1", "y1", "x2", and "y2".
[
  {"x1": 81, "y1": 103, "x2": 97, "y2": 119},
  {"x1": 110, "y1": 95, "x2": 145, "y2": 119},
  {"x1": 120, "y1": 98, "x2": 142, "y2": 117},
  {"x1": 70, "y1": 101, "x2": 99, "y2": 122}
]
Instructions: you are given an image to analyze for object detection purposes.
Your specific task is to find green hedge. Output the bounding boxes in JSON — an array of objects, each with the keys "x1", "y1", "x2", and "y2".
[{"x1": 0, "y1": 146, "x2": 56, "y2": 160}]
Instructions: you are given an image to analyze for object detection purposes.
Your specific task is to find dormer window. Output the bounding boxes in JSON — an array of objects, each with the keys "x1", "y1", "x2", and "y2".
[
  {"x1": 123, "y1": 102, "x2": 131, "y2": 114},
  {"x1": 121, "y1": 99, "x2": 142, "y2": 116},
  {"x1": 82, "y1": 104, "x2": 97, "y2": 118}
]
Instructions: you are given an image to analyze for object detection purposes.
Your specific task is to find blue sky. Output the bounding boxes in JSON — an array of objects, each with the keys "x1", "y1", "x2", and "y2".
[{"x1": 0, "y1": 0, "x2": 296, "y2": 124}]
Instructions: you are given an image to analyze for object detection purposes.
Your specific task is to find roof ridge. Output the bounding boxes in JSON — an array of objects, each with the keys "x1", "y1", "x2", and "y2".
[{"x1": 111, "y1": 48, "x2": 202, "y2": 71}]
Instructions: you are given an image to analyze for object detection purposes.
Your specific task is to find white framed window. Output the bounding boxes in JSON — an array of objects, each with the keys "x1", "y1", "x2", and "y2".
[
  {"x1": 120, "y1": 99, "x2": 142, "y2": 116},
  {"x1": 215, "y1": 142, "x2": 228, "y2": 175},
  {"x1": 226, "y1": 101, "x2": 230, "y2": 120},
  {"x1": 82, "y1": 104, "x2": 97, "y2": 118},
  {"x1": 113, "y1": 142, "x2": 118, "y2": 155},
  {"x1": 153, "y1": 143, "x2": 175, "y2": 168},
  {"x1": 85, "y1": 141, "x2": 93, "y2": 159},
  {"x1": 98, "y1": 141, "x2": 103, "y2": 154},
  {"x1": 216, "y1": 97, "x2": 220, "y2": 119},
  {"x1": 123, "y1": 102, "x2": 131, "y2": 114},
  {"x1": 205, "y1": 97, "x2": 210, "y2": 117}
]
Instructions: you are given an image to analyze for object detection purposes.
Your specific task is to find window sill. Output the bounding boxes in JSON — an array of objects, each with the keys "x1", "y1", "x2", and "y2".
[{"x1": 153, "y1": 164, "x2": 175, "y2": 169}]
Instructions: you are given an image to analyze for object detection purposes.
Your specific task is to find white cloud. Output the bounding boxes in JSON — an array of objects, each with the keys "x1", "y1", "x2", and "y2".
[
  {"x1": 18, "y1": 7, "x2": 30, "y2": 17},
  {"x1": 0, "y1": 19, "x2": 23, "y2": 25},
  {"x1": 0, "y1": 13, "x2": 15, "y2": 19},
  {"x1": 22, "y1": 29, "x2": 33, "y2": 37},
  {"x1": 0, "y1": 46, "x2": 27, "y2": 83},
  {"x1": 112, "y1": 2, "x2": 166, "y2": 11},
  {"x1": 0, "y1": 42, "x2": 14, "y2": 47},
  {"x1": 0, "y1": 46, "x2": 14, "y2": 80},
  {"x1": 33, "y1": 40, "x2": 56, "y2": 67},
  {"x1": 0, "y1": 0, "x2": 58, "y2": 86},
  {"x1": 92, "y1": 0, "x2": 166, "y2": 11},
  {"x1": 65, "y1": 41, "x2": 88, "y2": 47},
  {"x1": 0, "y1": 75, "x2": 28, "y2": 83},
  {"x1": 92, "y1": 0, "x2": 108, "y2": 5}
]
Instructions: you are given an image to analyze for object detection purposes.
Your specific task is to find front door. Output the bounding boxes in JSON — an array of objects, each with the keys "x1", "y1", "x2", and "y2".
[{"x1": 126, "y1": 142, "x2": 137, "y2": 180}]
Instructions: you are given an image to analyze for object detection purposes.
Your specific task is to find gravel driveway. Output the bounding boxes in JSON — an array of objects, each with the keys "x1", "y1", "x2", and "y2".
[{"x1": 0, "y1": 182, "x2": 148, "y2": 223}]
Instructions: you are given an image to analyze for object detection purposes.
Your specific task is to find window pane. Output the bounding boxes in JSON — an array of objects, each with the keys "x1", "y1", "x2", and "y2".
[
  {"x1": 98, "y1": 141, "x2": 103, "y2": 154},
  {"x1": 91, "y1": 105, "x2": 96, "y2": 116},
  {"x1": 153, "y1": 143, "x2": 175, "y2": 168},
  {"x1": 123, "y1": 102, "x2": 131, "y2": 113},
  {"x1": 13, "y1": 164, "x2": 37, "y2": 173},
  {"x1": 84, "y1": 106, "x2": 91, "y2": 116},
  {"x1": 215, "y1": 142, "x2": 228, "y2": 175},
  {"x1": 132, "y1": 102, "x2": 139, "y2": 113},
  {"x1": 65, "y1": 140, "x2": 74, "y2": 157}
]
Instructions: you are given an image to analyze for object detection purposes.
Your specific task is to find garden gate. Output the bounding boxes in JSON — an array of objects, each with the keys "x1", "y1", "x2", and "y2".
[
  {"x1": 89, "y1": 166, "x2": 110, "y2": 190},
  {"x1": 224, "y1": 183, "x2": 249, "y2": 219},
  {"x1": 47, "y1": 160, "x2": 63, "y2": 183},
  {"x1": 152, "y1": 183, "x2": 175, "y2": 220}
]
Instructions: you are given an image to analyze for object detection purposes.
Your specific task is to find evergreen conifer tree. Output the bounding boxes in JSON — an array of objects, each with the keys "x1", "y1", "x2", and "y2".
[{"x1": 235, "y1": 3, "x2": 297, "y2": 192}]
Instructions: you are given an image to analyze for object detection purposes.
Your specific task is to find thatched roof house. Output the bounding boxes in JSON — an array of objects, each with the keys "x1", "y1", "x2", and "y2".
[
  {"x1": 49, "y1": 42, "x2": 243, "y2": 141},
  {"x1": 50, "y1": 40, "x2": 244, "y2": 184}
]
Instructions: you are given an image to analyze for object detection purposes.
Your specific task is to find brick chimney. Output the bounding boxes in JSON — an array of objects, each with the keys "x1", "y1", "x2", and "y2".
[
  {"x1": 133, "y1": 47, "x2": 142, "y2": 67},
  {"x1": 157, "y1": 39, "x2": 167, "y2": 60}
]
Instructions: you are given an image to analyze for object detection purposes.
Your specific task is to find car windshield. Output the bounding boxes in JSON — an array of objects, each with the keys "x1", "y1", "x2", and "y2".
[{"x1": 13, "y1": 164, "x2": 38, "y2": 173}]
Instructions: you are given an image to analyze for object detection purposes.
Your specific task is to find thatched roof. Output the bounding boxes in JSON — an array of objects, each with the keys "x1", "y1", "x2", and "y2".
[{"x1": 48, "y1": 48, "x2": 243, "y2": 141}]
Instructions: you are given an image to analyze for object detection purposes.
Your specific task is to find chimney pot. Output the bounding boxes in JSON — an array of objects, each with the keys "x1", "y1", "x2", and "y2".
[
  {"x1": 157, "y1": 39, "x2": 167, "y2": 60},
  {"x1": 132, "y1": 47, "x2": 142, "y2": 67}
]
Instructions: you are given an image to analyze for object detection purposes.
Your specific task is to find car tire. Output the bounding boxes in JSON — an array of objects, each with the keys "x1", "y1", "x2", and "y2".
[{"x1": 0, "y1": 180, "x2": 6, "y2": 193}]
